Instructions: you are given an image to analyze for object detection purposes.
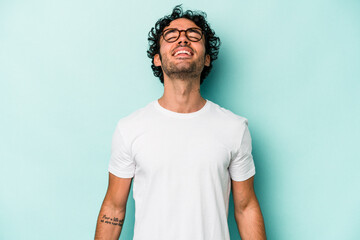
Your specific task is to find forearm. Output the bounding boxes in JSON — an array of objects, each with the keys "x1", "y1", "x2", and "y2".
[
  {"x1": 95, "y1": 203, "x2": 126, "y2": 240},
  {"x1": 234, "y1": 201, "x2": 266, "y2": 240}
]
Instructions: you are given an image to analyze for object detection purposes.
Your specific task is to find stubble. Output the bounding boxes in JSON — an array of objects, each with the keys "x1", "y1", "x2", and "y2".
[{"x1": 159, "y1": 53, "x2": 205, "y2": 80}]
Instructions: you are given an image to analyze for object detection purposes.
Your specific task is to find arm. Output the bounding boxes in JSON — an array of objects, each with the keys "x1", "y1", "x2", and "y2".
[
  {"x1": 232, "y1": 176, "x2": 266, "y2": 239},
  {"x1": 95, "y1": 173, "x2": 132, "y2": 240}
]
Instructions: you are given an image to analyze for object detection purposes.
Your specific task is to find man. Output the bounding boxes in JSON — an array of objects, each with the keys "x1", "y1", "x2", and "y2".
[{"x1": 95, "y1": 5, "x2": 266, "y2": 240}]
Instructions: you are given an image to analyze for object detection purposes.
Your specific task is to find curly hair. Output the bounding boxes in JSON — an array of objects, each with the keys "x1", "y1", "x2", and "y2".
[{"x1": 147, "y1": 4, "x2": 221, "y2": 85}]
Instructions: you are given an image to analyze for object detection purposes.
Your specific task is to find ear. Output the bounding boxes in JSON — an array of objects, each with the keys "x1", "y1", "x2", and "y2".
[
  {"x1": 205, "y1": 54, "x2": 211, "y2": 67},
  {"x1": 154, "y1": 53, "x2": 162, "y2": 67}
]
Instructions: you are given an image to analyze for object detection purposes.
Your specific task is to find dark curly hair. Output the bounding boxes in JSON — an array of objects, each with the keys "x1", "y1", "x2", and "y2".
[{"x1": 147, "y1": 4, "x2": 221, "y2": 85}]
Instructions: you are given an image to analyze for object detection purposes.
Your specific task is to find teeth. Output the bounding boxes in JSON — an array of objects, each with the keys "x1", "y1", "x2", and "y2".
[{"x1": 174, "y1": 50, "x2": 191, "y2": 56}]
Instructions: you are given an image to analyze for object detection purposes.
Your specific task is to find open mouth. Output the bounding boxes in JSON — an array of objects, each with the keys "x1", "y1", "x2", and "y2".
[
  {"x1": 174, "y1": 50, "x2": 192, "y2": 56},
  {"x1": 173, "y1": 47, "x2": 194, "y2": 58}
]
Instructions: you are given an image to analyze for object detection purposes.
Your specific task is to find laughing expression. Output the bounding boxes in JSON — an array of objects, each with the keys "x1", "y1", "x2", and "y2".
[{"x1": 154, "y1": 18, "x2": 210, "y2": 81}]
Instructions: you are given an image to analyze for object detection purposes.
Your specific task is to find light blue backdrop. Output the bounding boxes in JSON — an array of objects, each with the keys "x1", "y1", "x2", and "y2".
[{"x1": 1, "y1": 0, "x2": 359, "y2": 239}]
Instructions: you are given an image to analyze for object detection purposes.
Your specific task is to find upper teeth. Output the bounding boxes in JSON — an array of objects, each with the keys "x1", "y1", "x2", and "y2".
[{"x1": 174, "y1": 50, "x2": 191, "y2": 56}]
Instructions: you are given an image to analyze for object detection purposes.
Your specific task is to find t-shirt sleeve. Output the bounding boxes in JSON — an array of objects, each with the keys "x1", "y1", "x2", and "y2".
[
  {"x1": 108, "y1": 123, "x2": 135, "y2": 178},
  {"x1": 229, "y1": 120, "x2": 256, "y2": 181}
]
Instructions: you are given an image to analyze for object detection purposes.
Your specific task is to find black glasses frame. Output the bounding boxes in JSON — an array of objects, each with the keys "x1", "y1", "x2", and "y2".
[{"x1": 161, "y1": 28, "x2": 204, "y2": 43}]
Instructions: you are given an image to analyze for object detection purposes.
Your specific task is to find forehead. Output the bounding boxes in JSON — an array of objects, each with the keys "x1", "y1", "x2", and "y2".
[{"x1": 164, "y1": 18, "x2": 199, "y2": 30}]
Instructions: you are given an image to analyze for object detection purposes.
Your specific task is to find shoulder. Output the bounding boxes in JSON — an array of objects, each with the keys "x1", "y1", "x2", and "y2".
[
  {"x1": 207, "y1": 100, "x2": 249, "y2": 127},
  {"x1": 115, "y1": 101, "x2": 154, "y2": 131}
]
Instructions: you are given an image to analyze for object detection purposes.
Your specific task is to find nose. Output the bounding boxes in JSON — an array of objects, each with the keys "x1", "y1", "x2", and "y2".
[{"x1": 177, "y1": 31, "x2": 189, "y2": 45}]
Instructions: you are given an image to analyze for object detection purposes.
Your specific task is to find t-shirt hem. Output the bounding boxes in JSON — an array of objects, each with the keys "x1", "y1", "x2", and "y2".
[
  {"x1": 230, "y1": 168, "x2": 256, "y2": 181},
  {"x1": 108, "y1": 166, "x2": 134, "y2": 178}
]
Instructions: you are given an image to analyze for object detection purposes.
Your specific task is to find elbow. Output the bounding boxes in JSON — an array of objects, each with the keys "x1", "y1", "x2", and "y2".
[
  {"x1": 234, "y1": 198, "x2": 250, "y2": 215},
  {"x1": 101, "y1": 199, "x2": 127, "y2": 214},
  {"x1": 234, "y1": 198, "x2": 259, "y2": 216}
]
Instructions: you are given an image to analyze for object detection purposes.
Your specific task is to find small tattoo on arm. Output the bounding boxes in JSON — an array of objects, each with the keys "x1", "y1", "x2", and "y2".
[{"x1": 100, "y1": 214, "x2": 124, "y2": 227}]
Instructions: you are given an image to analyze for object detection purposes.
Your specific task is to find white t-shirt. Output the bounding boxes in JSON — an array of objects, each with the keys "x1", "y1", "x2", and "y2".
[{"x1": 108, "y1": 99, "x2": 256, "y2": 240}]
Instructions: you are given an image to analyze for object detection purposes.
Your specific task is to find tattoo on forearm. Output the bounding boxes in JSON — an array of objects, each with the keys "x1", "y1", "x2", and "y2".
[{"x1": 100, "y1": 214, "x2": 124, "y2": 227}]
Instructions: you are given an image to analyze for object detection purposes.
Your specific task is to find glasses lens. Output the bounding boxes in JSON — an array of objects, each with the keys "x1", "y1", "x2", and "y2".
[
  {"x1": 163, "y1": 29, "x2": 179, "y2": 42},
  {"x1": 186, "y1": 28, "x2": 202, "y2": 41},
  {"x1": 163, "y1": 28, "x2": 203, "y2": 42}
]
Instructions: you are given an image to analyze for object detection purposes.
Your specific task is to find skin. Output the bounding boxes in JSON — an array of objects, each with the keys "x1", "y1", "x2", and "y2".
[
  {"x1": 95, "y1": 17, "x2": 266, "y2": 239},
  {"x1": 94, "y1": 173, "x2": 131, "y2": 239},
  {"x1": 153, "y1": 18, "x2": 210, "y2": 113},
  {"x1": 232, "y1": 176, "x2": 266, "y2": 239}
]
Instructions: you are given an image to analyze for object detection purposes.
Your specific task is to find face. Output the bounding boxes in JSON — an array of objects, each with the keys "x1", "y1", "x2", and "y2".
[{"x1": 153, "y1": 18, "x2": 211, "y2": 81}]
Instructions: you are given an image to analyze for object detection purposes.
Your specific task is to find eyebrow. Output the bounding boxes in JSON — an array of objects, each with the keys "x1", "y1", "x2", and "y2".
[{"x1": 163, "y1": 27, "x2": 202, "y2": 32}]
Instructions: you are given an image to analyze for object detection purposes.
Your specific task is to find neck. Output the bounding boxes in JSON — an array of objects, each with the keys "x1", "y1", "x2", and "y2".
[{"x1": 158, "y1": 75, "x2": 206, "y2": 113}]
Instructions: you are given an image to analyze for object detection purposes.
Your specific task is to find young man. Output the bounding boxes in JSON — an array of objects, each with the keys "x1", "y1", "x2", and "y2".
[{"x1": 95, "y1": 5, "x2": 266, "y2": 240}]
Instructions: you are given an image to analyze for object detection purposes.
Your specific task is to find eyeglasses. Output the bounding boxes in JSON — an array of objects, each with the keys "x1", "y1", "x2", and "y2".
[{"x1": 162, "y1": 28, "x2": 203, "y2": 43}]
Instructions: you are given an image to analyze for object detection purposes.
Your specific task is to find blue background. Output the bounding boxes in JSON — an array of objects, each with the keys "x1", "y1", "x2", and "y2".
[{"x1": 1, "y1": 0, "x2": 359, "y2": 239}]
